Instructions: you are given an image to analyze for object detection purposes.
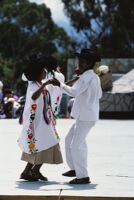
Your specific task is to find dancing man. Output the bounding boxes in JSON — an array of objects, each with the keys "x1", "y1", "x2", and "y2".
[{"x1": 51, "y1": 49, "x2": 102, "y2": 184}]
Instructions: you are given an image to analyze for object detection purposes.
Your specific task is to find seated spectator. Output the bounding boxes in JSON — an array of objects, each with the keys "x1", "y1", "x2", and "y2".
[
  {"x1": 16, "y1": 96, "x2": 26, "y2": 124},
  {"x1": 73, "y1": 67, "x2": 79, "y2": 78},
  {"x1": 0, "y1": 103, "x2": 6, "y2": 119},
  {"x1": 3, "y1": 100, "x2": 13, "y2": 118},
  {"x1": 4, "y1": 97, "x2": 20, "y2": 118},
  {"x1": 4, "y1": 89, "x2": 18, "y2": 102},
  {"x1": 98, "y1": 65, "x2": 112, "y2": 91},
  {"x1": 0, "y1": 81, "x2": 3, "y2": 104},
  {"x1": 67, "y1": 98, "x2": 75, "y2": 116}
]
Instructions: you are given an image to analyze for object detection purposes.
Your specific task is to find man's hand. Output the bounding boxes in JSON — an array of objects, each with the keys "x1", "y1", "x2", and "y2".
[
  {"x1": 49, "y1": 78, "x2": 60, "y2": 87},
  {"x1": 65, "y1": 76, "x2": 80, "y2": 86},
  {"x1": 74, "y1": 75, "x2": 80, "y2": 81}
]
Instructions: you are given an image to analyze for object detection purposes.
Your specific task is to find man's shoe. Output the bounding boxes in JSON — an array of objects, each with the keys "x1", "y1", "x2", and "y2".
[
  {"x1": 62, "y1": 170, "x2": 76, "y2": 177},
  {"x1": 69, "y1": 177, "x2": 91, "y2": 184}
]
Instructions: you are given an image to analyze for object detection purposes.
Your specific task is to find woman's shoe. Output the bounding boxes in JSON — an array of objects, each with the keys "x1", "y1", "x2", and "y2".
[
  {"x1": 20, "y1": 173, "x2": 39, "y2": 181},
  {"x1": 31, "y1": 170, "x2": 48, "y2": 181},
  {"x1": 37, "y1": 172, "x2": 48, "y2": 181}
]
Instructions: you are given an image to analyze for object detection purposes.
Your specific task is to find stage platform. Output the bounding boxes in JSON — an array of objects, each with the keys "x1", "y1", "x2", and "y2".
[{"x1": 0, "y1": 119, "x2": 134, "y2": 200}]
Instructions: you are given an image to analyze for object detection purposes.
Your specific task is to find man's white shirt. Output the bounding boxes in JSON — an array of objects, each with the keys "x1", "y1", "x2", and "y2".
[{"x1": 60, "y1": 70, "x2": 102, "y2": 121}]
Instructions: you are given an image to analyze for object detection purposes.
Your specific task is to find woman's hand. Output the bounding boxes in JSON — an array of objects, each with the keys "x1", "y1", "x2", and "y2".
[
  {"x1": 42, "y1": 79, "x2": 52, "y2": 87},
  {"x1": 32, "y1": 80, "x2": 52, "y2": 100},
  {"x1": 49, "y1": 78, "x2": 60, "y2": 87}
]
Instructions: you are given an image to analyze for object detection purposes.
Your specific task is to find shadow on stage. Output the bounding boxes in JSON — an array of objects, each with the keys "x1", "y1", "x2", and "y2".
[{"x1": 15, "y1": 180, "x2": 98, "y2": 191}]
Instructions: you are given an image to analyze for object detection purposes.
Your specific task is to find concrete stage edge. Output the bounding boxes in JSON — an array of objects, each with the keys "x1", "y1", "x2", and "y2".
[{"x1": 0, "y1": 196, "x2": 134, "y2": 200}]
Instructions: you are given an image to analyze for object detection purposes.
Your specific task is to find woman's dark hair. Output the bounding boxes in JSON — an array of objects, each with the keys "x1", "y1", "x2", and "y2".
[
  {"x1": 44, "y1": 56, "x2": 58, "y2": 72},
  {"x1": 23, "y1": 54, "x2": 58, "y2": 81},
  {"x1": 23, "y1": 54, "x2": 46, "y2": 81}
]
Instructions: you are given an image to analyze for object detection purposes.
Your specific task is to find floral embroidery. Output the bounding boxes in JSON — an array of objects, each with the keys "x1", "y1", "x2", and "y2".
[
  {"x1": 32, "y1": 104, "x2": 37, "y2": 110},
  {"x1": 29, "y1": 124, "x2": 33, "y2": 130},
  {"x1": 57, "y1": 96, "x2": 60, "y2": 102},
  {"x1": 52, "y1": 116, "x2": 59, "y2": 140},
  {"x1": 55, "y1": 130, "x2": 59, "y2": 137},
  {"x1": 43, "y1": 90, "x2": 52, "y2": 124},
  {"x1": 26, "y1": 104, "x2": 38, "y2": 154},
  {"x1": 43, "y1": 89, "x2": 59, "y2": 140},
  {"x1": 29, "y1": 143, "x2": 35, "y2": 150},
  {"x1": 28, "y1": 133, "x2": 33, "y2": 139},
  {"x1": 30, "y1": 114, "x2": 35, "y2": 121}
]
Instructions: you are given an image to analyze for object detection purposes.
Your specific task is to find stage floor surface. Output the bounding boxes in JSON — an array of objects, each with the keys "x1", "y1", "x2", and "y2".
[{"x1": 0, "y1": 119, "x2": 134, "y2": 199}]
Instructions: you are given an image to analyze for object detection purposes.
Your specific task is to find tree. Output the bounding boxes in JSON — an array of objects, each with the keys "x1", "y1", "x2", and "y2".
[
  {"x1": 0, "y1": 55, "x2": 14, "y2": 86},
  {"x1": 61, "y1": 0, "x2": 134, "y2": 58},
  {"x1": 0, "y1": 0, "x2": 73, "y2": 94}
]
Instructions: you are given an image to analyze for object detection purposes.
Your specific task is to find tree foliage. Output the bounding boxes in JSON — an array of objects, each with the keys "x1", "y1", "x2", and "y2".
[
  {"x1": 0, "y1": 55, "x2": 14, "y2": 86},
  {"x1": 0, "y1": 0, "x2": 73, "y2": 94},
  {"x1": 61, "y1": 0, "x2": 134, "y2": 58}
]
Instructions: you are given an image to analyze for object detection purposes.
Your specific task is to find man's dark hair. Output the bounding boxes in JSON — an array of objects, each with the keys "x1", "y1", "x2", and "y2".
[{"x1": 86, "y1": 58, "x2": 96, "y2": 69}]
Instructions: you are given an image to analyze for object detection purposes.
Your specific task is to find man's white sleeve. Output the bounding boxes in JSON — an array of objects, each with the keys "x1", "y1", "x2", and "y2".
[{"x1": 60, "y1": 79, "x2": 88, "y2": 97}]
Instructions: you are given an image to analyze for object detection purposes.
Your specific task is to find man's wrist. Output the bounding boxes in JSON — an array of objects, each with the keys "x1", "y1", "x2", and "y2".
[{"x1": 60, "y1": 82, "x2": 66, "y2": 89}]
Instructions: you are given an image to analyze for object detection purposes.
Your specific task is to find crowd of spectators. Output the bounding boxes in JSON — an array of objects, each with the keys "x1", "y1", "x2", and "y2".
[{"x1": 0, "y1": 81, "x2": 25, "y2": 119}]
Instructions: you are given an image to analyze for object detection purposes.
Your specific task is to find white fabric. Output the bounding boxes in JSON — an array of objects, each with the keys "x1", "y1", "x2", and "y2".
[
  {"x1": 61, "y1": 70, "x2": 102, "y2": 121},
  {"x1": 44, "y1": 71, "x2": 65, "y2": 115},
  {"x1": 22, "y1": 73, "x2": 28, "y2": 81},
  {"x1": 98, "y1": 65, "x2": 109, "y2": 74},
  {"x1": 0, "y1": 81, "x2": 3, "y2": 87},
  {"x1": 12, "y1": 101, "x2": 20, "y2": 118},
  {"x1": 55, "y1": 71, "x2": 65, "y2": 82},
  {"x1": 18, "y1": 81, "x2": 59, "y2": 154},
  {"x1": 65, "y1": 120, "x2": 95, "y2": 178},
  {"x1": 111, "y1": 69, "x2": 134, "y2": 94}
]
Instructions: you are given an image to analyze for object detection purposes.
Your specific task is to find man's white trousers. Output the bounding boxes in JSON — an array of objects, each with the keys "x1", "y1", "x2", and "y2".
[{"x1": 65, "y1": 119, "x2": 95, "y2": 179}]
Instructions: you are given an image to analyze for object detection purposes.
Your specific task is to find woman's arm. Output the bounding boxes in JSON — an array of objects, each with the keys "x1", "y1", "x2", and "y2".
[{"x1": 32, "y1": 80, "x2": 50, "y2": 100}]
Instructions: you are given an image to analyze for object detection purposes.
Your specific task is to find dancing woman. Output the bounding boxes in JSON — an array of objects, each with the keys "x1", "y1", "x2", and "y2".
[{"x1": 18, "y1": 55, "x2": 63, "y2": 181}]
